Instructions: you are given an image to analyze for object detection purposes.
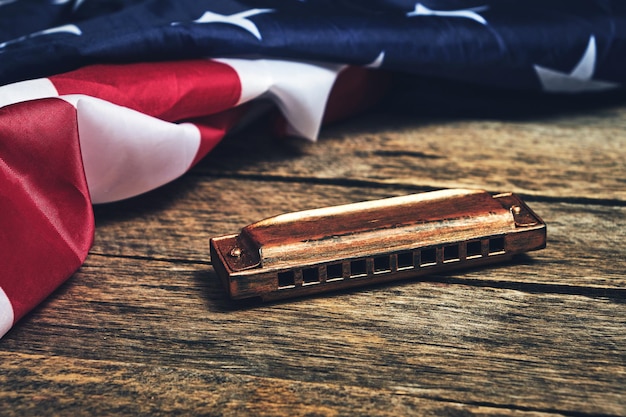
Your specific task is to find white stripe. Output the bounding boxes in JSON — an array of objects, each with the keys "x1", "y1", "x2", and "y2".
[
  {"x1": 61, "y1": 95, "x2": 201, "y2": 204},
  {"x1": 218, "y1": 58, "x2": 343, "y2": 141},
  {"x1": 0, "y1": 286, "x2": 14, "y2": 339},
  {"x1": 218, "y1": 58, "x2": 273, "y2": 105},
  {"x1": 0, "y1": 78, "x2": 58, "y2": 108},
  {"x1": 0, "y1": 58, "x2": 341, "y2": 203}
]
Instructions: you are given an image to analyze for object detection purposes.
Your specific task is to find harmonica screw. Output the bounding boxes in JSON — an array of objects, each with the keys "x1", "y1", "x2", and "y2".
[
  {"x1": 229, "y1": 247, "x2": 243, "y2": 258},
  {"x1": 511, "y1": 205, "x2": 522, "y2": 215}
]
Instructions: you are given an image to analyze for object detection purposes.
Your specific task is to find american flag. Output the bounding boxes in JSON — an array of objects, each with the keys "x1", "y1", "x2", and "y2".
[{"x1": 0, "y1": 0, "x2": 624, "y2": 338}]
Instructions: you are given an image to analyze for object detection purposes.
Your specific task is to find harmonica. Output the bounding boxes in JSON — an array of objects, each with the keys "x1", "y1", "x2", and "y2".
[{"x1": 210, "y1": 189, "x2": 546, "y2": 301}]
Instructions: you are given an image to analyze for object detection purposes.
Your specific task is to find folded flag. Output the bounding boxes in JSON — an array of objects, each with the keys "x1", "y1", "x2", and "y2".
[
  {"x1": 1, "y1": 0, "x2": 626, "y2": 338},
  {"x1": 0, "y1": 56, "x2": 385, "y2": 337},
  {"x1": 1, "y1": 0, "x2": 625, "y2": 91}
]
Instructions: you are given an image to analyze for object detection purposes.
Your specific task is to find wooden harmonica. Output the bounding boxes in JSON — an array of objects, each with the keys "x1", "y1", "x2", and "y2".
[{"x1": 210, "y1": 189, "x2": 546, "y2": 301}]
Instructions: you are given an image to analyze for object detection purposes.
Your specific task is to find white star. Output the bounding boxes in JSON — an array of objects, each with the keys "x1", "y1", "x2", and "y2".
[
  {"x1": 186, "y1": 9, "x2": 274, "y2": 41},
  {"x1": 0, "y1": 24, "x2": 82, "y2": 50},
  {"x1": 50, "y1": 0, "x2": 84, "y2": 9},
  {"x1": 39, "y1": 24, "x2": 82, "y2": 37},
  {"x1": 365, "y1": 51, "x2": 385, "y2": 69},
  {"x1": 534, "y1": 36, "x2": 618, "y2": 93},
  {"x1": 73, "y1": 0, "x2": 85, "y2": 11},
  {"x1": 407, "y1": 3, "x2": 488, "y2": 25}
]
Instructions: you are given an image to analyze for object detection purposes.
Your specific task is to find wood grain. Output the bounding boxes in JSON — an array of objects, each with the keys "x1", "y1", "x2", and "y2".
[
  {"x1": 0, "y1": 353, "x2": 562, "y2": 417},
  {"x1": 3, "y1": 90, "x2": 626, "y2": 416},
  {"x1": 194, "y1": 103, "x2": 626, "y2": 202},
  {"x1": 2, "y1": 253, "x2": 625, "y2": 416}
]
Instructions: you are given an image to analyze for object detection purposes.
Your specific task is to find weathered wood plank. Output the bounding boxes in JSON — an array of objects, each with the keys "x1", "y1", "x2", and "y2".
[
  {"x1": 192, "y1": 102, "x2": 626, "y2": 201},
  {"x1": 92, "y1": 177, "x2": 626, "y2": 289},
  {"x1": 0, "y1": 352, "x2": 561, "y2": 417},
  {"x1": 5, "y1": 88, "x2": 626, "y2": 417},
  {"x1": 2, "y1": 255, "x2": 624, "y2": 416}
]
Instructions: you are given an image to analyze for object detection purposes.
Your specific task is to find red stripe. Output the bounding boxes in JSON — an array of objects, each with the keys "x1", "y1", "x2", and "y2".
[
  {"x1": 0, "y1": 98, "x2": 94, "y2": 322},
  {"x1": 323, "y1": 66, "x2": 390, "y2": 124},
  {"x1": 50, "y1": 60, "x2": 243, "y2": 122}
]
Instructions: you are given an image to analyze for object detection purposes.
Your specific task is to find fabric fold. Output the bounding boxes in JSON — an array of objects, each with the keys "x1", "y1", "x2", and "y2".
[{"x1": 0, "y1": 98, "x2": 94, "y2": 337}]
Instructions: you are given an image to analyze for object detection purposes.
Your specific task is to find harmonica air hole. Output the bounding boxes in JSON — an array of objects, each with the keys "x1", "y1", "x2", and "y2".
[
  {"x1": 488, "y1": 237, "x2": 506, "y2": 255},
  {"x1": 466, "y1": 240, "x2": 483, "y2": 259},
  {"x1": 350, "y1": 259, "x2": 367, "y2": 277},
  {"x1": 302, "y1": 267, "x2": 320, "y2": 285},
  {"x1": 443, "y1": 244, "x2": 460, "y2": 263},
  {"x1": 373, "y1": 256, "x2": 391, "y2": 274},
  {"x1": 397, "y1": 251, "x2": 414, "y2": 270},
  {"x1": 420, "y1": 248, "x2": 437, "y2": 266},
  {"x1": 277, "y1": 271, "x2": 295, "y2": 288},
  {"x1": 326, "y1": 263, "x2": 344, "y2": 281}
]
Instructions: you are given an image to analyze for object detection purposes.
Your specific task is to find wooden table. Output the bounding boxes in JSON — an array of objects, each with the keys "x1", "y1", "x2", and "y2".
[{"x1": 2, "y1": 83, "x2": 625, "y2": 416}]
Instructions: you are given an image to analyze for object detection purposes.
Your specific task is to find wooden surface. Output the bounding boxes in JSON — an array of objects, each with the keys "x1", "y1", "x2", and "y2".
[{"x1": 2, "y1": 84, "x2": 626, "y2": 416}]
